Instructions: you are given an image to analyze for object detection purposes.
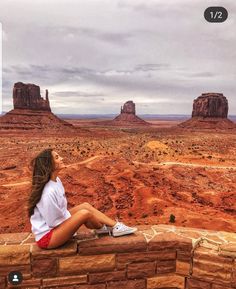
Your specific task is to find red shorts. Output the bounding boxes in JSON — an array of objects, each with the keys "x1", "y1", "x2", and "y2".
[{"x1": 36, "y1": 228, "x2": 54, "y2": 249}]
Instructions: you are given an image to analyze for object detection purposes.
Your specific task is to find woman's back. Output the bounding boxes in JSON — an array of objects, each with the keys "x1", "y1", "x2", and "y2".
[{"x1": 30, "y1": 176, "x2": 71, "y2": 241}]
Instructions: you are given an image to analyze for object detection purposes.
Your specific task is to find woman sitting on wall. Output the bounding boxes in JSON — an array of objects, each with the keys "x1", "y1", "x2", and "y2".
[{"x1": 28, "y1": 149, "x2": 137, "y2": 249}]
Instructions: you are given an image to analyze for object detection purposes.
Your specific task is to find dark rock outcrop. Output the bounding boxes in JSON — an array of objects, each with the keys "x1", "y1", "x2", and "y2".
[
  {"x1": 120, "y1": 100, "x2": 136, "y2": 114},
  {"x1": 192, "y1": 93, "x2": 228, "y2": 118},
  {"x1": 13, "y1": 82, "x2": 51, "y2": 111},
  {"x1": 0, "y1": 82, "x2": 74, "y2": 131},
  {"x1": 179, "y1": 93, "x2": 235, "y2": 130},
  {"x1": 113, "y1": 101, "x2": 149, "y2": 125}
]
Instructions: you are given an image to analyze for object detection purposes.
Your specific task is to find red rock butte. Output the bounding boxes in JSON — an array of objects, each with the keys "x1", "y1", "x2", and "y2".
[
  {"x1": 0, "y1": 82, "x2": 73, "y2": 131},
  {"x1": 13, "y1": 82, "x2": 51, "y2": 111},
  {"x1": 179, "y1": 93, "x2": 235, "y2": 129},
  {"x1": 113, "y1": 100, "x2": 150, "y2": 126}
]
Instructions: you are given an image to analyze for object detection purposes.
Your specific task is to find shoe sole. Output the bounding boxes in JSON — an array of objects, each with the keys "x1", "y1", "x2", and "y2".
[
  {"x1": 112, "y1": 228, "x2": 137, "y2": 237},
  {"x1": 95, "y1": 231, "x2": 110, "y2": 234}
]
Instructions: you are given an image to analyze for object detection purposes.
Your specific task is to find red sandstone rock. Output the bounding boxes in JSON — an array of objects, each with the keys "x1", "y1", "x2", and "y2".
[
  {"x1": 13, "y1": 82, "x2": 51, "y2": 111},
  {"x1": 179, "y1": 93, "x2": 235, "y2": 130},
  {"x1": 0, "y1": 109, "x2": 73, "y2": 130},
  {"x1": 89, "y1": 271, "x2": 126, "y2": 284},
  {"x1": 90, "y1": 100, "x2": 150, "y2": 126},
  {"x1": 192, "y1": 93, "x2": 228, "y2": 118},
  {"x1": 186, "y1": 278, "x2": 211, "y2": 289},
  {"x1": 120, "y1": 100, "x2": 136, "y2": 114},
  {"x1": 0, "y1": 82, "x2": 74, "y2": 131},
  {"x1": 113, "y1": 100, "x2": 149, "y2": 126},
  {"x1": 127, "y1": 261, "x2": 156, "y2": 278},
  {"x1": 32, "y1": 258, "x2": 57, "y2": 278}
]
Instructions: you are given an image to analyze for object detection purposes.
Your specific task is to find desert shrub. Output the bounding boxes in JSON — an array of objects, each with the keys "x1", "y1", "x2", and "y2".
[{"x1": 169, "y1": 214, "x2": 176, "y2": 223}]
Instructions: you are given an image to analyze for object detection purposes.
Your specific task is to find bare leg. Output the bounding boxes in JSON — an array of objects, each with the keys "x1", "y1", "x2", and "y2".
[
  {"x1": 69, "y1": 202, "x2": 116, "y2": 227},
  {"x1": 84, "y1": 219, "x2": 103, "y2": 229},
  {"x1": 47, "y1": 209, "x2": 101, "y2": 249}
]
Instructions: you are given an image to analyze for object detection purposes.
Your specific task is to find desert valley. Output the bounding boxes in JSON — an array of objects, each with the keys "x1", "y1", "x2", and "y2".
[{"x1": 0, "y1": 83, "x2": 235, "y2": 234}]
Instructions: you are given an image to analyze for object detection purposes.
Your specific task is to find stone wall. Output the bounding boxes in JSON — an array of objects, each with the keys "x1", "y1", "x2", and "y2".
[{"x1": 0, "y1": 225, "x2": 235, "y2": 289}]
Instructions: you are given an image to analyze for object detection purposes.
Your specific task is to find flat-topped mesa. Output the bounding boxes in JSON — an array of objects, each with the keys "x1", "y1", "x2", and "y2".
[
  {"x1": 120, "y1": 100, "x2": 136, "y2": 114},
  {"x1": 179, "y1": 92, "x2": 235, "y2": 130},
  {"x1": 192, "y1": 93, "x2": 228, "y2": 118},
  {"x1": 13, "y1": 82, "x2": 51, "y2": 111}
]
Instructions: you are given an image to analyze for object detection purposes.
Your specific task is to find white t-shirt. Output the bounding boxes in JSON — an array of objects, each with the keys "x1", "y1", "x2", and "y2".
[{"x1": 30, "y1": 176, "x2": 73, "y2": 241}]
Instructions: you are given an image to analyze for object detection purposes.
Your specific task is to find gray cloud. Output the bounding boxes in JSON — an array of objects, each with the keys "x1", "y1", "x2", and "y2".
[
  {"x1": 53, "y1": 90, "x2": 106, "y2": 97},
  {"x1": 0, "y1": 0, "x2": 235, "y2": 114}
]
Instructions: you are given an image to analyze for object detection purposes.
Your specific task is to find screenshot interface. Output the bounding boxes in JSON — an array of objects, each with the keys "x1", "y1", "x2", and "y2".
[{"x1": 0, "y1": 1, "x2": 235, "y2": 288}]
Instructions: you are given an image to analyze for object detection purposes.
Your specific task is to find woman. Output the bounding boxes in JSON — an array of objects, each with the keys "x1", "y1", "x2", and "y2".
[{"x1": 28, "y1": 149, "x2": 137, "y2": 249}]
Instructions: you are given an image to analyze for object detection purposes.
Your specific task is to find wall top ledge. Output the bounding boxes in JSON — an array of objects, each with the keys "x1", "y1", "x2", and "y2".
[{"x1": 0, "y1": 225, "x2": 235, "y2": 258}]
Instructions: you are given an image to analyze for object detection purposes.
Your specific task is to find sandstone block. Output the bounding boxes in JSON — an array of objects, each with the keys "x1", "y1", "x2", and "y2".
[
  {"x1": 7, "y1": 278, "x2": 41, "y2": 288},
  {"x1": 186, "y1": 278, "x2": 211, "y2": 289},
  {"x1": 107, "y1": 279, "x2": 146, "y2": 289},
  {"x1": 88, "y1": 270, "x2": 126, "y2": 284},
  {"x1": 200, "y1": 239, "x2": 219, "y2": 250},
  {"x1": 220, "y1": 244, "x2": 236, "y2": 258},
  {"x1": 0, "y1": 233, "x2": 30, "y2": 245},
  {"x1": 32, "y1": 258, "x2": 57, "y2": 278},
  {"x1": 176, "y1": 260, "x2": 191, "y2": 275},
  {"x1": 43, "y1": 275, "x2": 87, "y2": 287},
  {"x1": 116, "y1": 250, "x2": 176, "y2": 270},
  {"x1": 211, "y1": 284, "x2": 233, "y2": 289},
  {"x1": 45, "y1": 287, "x2": 73, "y2": 289},
  {"x1": 32, "y1": 239, "x2": 77, "y2": 258},
  {"x1": 59, "y1": 254, "x2": 115, "y2": 275},
  {"x1": 194, "y1": 247, "x2": 233, "y2": 264},
  {"x1": 127, "y1": 261, "x2": 156, "y2": 278},
  {"x1": 78, "y1": 234, "x2": 146, "y2": 255},
  {"x1": 192, "y1": 257, "x2": 232, "y2": 284},
  {"x1": 0, "y1": 265, "x2": 31, "y2": 276},
  {"x1": 45, "y1": 286, "x2": 105, "y2": 289},
  {"x1": 177, "y1": 249, "x2": 192, "y2": 262},
  {"x1": 72, "y1": 285, "x2": 106, "y2": 289},
  {"x1": 148, "y1": 232, "x2": 192, "y2": 251},
  {"x1": 156, "y1": 260, "x2": 176, "y2": 274},
  {"x1": 0, "y1": 245, "x2": 30, "y2": 265},
  {"x1": 147, "y1": 274, "x2": 185, "y2": 289}
]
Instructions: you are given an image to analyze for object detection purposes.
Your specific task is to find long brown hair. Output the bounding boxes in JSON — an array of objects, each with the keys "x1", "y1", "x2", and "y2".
[{"x1": 28, "y1": 149, "x2": 55, "y2": 217}]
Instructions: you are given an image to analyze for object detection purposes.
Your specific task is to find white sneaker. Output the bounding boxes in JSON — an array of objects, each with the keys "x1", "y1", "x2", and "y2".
[
  {"x1": 94, "y1": 224, "x2": 112, "y2": 236},
  {"x1": 112, "y1": 221, "x2": 137, "y2": 237}
]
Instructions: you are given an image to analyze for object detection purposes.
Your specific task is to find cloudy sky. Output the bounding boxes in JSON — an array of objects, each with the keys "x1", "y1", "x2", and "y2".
[{"x1": 0, "y1": 0, "x2": 235, "y2": 115}]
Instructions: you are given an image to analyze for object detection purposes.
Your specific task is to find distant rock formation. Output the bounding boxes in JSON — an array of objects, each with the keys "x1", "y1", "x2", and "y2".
[
  {"x1": 192, "y1": 93, "x2": 228, "y2": 118},
  {"x1": 13, "y1": 82, "x2": 51, "y2": 111},
  {"x1": 179, "y1": 93, "x2": 235, "y2": 129},
  {"x1": 120, "y1": 100, "x2": 136, "y2": 114},
  {"x1": 113, "y1": 101, "x2": 149, "y2": 125},
  {"x1": 0, "y1": 82, "x2": 74, "y2": 131}
]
